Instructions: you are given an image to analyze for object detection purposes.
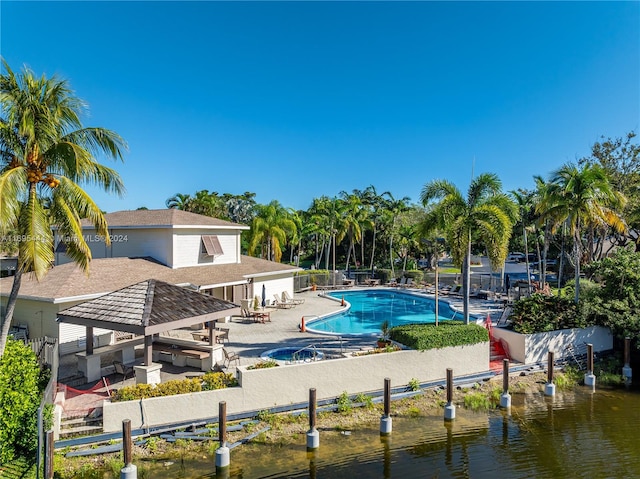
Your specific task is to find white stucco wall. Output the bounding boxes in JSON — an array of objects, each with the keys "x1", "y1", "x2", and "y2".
[
  {"x1": 54, "y1": 228, "x2": 172, "y2": 266},
  {"x1": 172, "y1": 230, "x2": 240, "y2": 268},
  {"x1": 492, "y1": 325, "x2": 613, "y2": 364},
  {"x1": 102, "y1": 342, "x2": 488, "y2": 432},
  {"x1": 252, "y1": 274, "x2": 295, "y2": 305}
]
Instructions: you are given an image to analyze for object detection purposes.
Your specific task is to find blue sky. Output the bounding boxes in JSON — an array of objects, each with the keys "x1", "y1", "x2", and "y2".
[{"x1": 2, "y1": 1, "x2": 639, "y2": 213}]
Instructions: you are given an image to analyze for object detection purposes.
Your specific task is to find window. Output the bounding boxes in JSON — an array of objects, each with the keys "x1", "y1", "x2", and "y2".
[{"x1": 201, "y1": 235, "x2": 224, "y2": 257}]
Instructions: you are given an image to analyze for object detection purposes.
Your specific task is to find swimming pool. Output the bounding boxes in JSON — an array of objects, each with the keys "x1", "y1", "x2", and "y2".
[
  {"x1": 261, "y1": 347, "x2": 324, "y2": 364},
  {"x1": 306, "y1": 290, "x2": 465, "y2": 335}
]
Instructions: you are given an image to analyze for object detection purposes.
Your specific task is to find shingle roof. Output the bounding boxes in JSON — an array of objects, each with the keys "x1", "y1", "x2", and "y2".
[
  {"x1": 0, "y1": 255, "x2": 300, "y2": 301},
  {"x1": 77, "y1": 209, "x2": 249, "y2": 229},
  {"x1": 57, "y1": 279, "x2": 239, "y2": 335}
]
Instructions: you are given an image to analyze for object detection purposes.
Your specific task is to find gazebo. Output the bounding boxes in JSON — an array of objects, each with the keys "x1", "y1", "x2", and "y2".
[{"x1": 57, "y1": 279, "x2": 240, "y2": 384}]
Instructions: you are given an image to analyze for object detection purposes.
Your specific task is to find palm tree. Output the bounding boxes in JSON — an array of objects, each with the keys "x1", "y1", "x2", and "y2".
[
  {"x1": 420, "y1": 173, "x2": 517, "y2": 324},
  {"x1": 383, "y1": 192, "x2": 410, "y2": 275},
  {"x1": 0, "y1": 61, "x2": 126, "y2": 356},
  {"x1": 248, "y1": 200, "x2": 297, "y2": 262},
  {"x1": 537, "y1": 163, "x2": 626, "y2": 303},
  {"x1": 166, "y1": 192, "x2": 192, "y2": 210}
]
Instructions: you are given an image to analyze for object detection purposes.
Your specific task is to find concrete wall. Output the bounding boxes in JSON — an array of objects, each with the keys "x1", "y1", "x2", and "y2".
[
  {"x1": 253, "y1": 274, "x2": 294, "y2": 305},
  {"x1": 492, "y1": 325, "x2": 613, "y2": 364},
  {"x1": 102, "y1": 342, "x2": 488, "y2": 432}
]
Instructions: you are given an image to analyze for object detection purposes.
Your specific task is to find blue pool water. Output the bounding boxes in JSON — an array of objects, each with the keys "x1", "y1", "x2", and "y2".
[
  {"x1": 261, "y1": 347, "x2": 324, "y2": 363},
  {"x1": 307, "y1": 290, "x2": 465, "y2": 335}
]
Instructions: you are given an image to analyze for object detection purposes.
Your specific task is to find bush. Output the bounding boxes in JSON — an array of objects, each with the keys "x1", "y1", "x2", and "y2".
[
  {"x1": 390, "y1": 321, "x2": 489, "y2": 350},
  {"x1": 246, "y1": 360, "x2": 278, "y2": 370},
  {"x1": 0, "y1": 340, "x2": 47, "y2": 464},
  {"x1": 112, "y1": 372, "x2": 237, "y2": 401},
  {"x1": 402, "y1": 270, "x2": 424, "y2": 283},
  {"x1": 509, "y1": 293, "x2": 587, "y2": 334},
  {"x1": 375, "y1": 268, "x2": 393, "y2": 284}
]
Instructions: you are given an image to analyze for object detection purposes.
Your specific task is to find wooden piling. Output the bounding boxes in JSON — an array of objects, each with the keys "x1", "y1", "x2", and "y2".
[
  {"x1": 446, "y1": 368, "x2": 453, "y2": 404},
  {"x1": 587, "y1": 344, "x2": 594, "y2": 373},
  {"x1": 219, "y1": 401, "x2": 227, "y2": 446},
  {"x1": 384, "y1": 378, "x2": 391, "y2": 417},
  {"x1": 45, "y1": 430, "x2": 54, "y2": 479},
  {"x1": 547, "y1": 351, "x2": 554, "y2": 384},
  {"x1": 122, "y1": 419, "x2": 132, "y2": 466},
  {"x1": 309, "y1": 388, "x2": 317, "y2": 430},
  {"x1": 502, "y1": 359, "x2": 509, "y2": 393},
  {"x1": 624, "y1": 338, "x2": 631, "y2": 366}
]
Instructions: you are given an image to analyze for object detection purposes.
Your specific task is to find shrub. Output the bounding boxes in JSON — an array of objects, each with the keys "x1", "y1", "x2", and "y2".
[
  {"x1": 246, "y1": 360, "x2": 278, "y2": 370},
  {"x1": 390, "y1": 321, "x2": 489, "y2": 350},
  {"x1": 403, "y1": 270, "x2": 424, "y2": 283},
  {"x1": 112, "y1": 372, "x2": 237, "y2": 401},
  {"x1": 0, "y1": 340, "x2": 48, "y2": 463},
  {"x1": 510, "y1": 293, "x2": 586, "y2": 334},
  {"x1": 336, "y1": 391, "x2": 352, "y2": 414}
]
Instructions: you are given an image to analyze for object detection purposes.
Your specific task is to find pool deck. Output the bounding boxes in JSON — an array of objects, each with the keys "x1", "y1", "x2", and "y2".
[{"x1": 58, "y1": 286, "x2": 507, "y2": 389}]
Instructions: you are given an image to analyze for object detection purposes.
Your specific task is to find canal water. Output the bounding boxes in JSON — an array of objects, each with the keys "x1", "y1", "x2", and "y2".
[{"x1": 107, "y1": 387, "x2": 640, "y2": 478}]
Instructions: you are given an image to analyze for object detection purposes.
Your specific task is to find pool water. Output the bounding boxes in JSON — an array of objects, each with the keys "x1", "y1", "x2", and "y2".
[
  {"x1": 261, "y1": 347, "x2": 324, "y2": 363},
  {"x1": 307, "y1": 290, "x2": 465, "y2": 335}
]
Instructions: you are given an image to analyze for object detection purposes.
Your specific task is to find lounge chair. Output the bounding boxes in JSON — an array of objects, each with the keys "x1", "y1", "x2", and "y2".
[
  {"x1": 240, "y1": 299, "x2": 253, "y2": 318},
  {"x1": 401, "y1": 278, "x2": 414, "y2": 288},
  {"x1": 113, "y1": 360, "x2": 135, "y2": 381},
  {"x1": 222, "y1": 348, "x2": 240, "y2": 368},
  {"x1": 397, "y1": 277, "x2": 407, "y2": 288},
  {"x1": 282, "y1": 291, "x2": 304, "y2": 305},
  {"x1": 273, "y1": 294, "x2": 295, "y2": 309}
]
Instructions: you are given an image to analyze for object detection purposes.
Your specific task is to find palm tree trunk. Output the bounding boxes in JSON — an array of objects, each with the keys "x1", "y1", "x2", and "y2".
[
  {"x1": 574, "y1": 222, "x2": 581, "y2": 304},
  {"x1": 369, "y1": 225, "x2": 377, "y2": 271},
  {"x1": 463, "y1": 235, "x2": 471, "y2": 325},
  {"x1": 0, "y1": 268, "x2": 23, "y2": 357}
]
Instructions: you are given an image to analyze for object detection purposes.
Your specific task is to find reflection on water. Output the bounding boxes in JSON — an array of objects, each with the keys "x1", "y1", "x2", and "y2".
[{"x1": 108, "y1": 388, "x2": 640, "y2": 478}]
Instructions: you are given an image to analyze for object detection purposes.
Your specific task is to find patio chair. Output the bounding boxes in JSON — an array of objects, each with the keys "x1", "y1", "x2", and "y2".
[
  {"x1": 222, "y1": 348, "x2": 240, "y2": 368},
  {"x1": 113, "y1": 360, "x2": 135, "y2": 381},
  {"x1": 273, "y1": 294, "x2": 295, "y2": 309},
  {"x1": 282, "y1": 291, "x2": 305, "y2": 305}
]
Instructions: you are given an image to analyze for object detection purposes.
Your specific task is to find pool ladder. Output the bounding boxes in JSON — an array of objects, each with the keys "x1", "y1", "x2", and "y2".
[{"x1": 292, "y1": 344, "x2": 320, "y2": 362}]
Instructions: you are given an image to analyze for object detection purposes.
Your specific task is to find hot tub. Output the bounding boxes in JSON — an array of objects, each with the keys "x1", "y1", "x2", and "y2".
[{"x1": 260, "y1": 346, "x2": 324, "y2": 365}]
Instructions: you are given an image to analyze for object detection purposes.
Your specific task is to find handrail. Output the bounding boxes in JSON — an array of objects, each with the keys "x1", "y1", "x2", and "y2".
[{"x1": 291, "y1": 344, "x2": 319, "y2": 362}]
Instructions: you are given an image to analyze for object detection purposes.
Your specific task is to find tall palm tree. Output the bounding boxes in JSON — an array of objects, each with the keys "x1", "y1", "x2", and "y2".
[
  {"x1": 0, "y1": 61, "x2": 126, "y2": 356},
  {"x1": 383, "y1": 192, "x2": 410, "y2": 275},
  {"x1": 537, "y1": 163, "x2": 626, "y2": 303},
  {"x1": 420, "y1": 173, "x2": 517, "y2": 324},
  {"x1": 248, "y1": 200, "x2": 297, "y2": 262}
]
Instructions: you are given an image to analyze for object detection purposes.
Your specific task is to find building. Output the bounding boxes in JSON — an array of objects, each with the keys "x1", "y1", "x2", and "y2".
[{"x1": 0, "y1": 209, "x2": 300, "y2": 354}]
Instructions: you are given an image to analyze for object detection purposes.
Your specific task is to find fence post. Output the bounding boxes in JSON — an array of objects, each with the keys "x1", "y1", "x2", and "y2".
[
  {"x1": 584, "y1": 343, "x2": 596, "y2": 389},
  {"x1": 380, "y1": 377, "x2": 392, "y2": 435},
  {"x1": 544, "y1": 351, "x2": 556, "y2": 397},
  {"x1": 307, "y1": 388, "x2": 319, "y2": 450},
  {"x1": 120, "y1": 419, "x2": 137, "y2": 479},
  {"x1": 44, "y1": 430, "x2": 54, "y2": 479},
  {"x1": 444, "y1": 368, "x2": 455, "y2": 420},
  {"x1": 623, "y1": 337, "x2": 632, "y2": 386},
  {"x1": 500, "y1": 358, "x2": 511, "y2": 408},
  {"x1": 215, "y1": 401, "x2": 230, "y2": 471}
]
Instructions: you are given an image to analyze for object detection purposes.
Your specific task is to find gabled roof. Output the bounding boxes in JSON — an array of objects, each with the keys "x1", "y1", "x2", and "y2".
[
  {"x1": 57, "y1": 279, "x2": 239, "y2": 335},
  {"x1": 76, "y1": 209, "x2": 249, "y2": 230},
  {"x1": 0, "y1": 255, "x2": 300, "y2": 302}
]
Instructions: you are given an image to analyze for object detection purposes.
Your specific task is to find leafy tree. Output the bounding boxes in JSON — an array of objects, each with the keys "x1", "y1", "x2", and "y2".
[
  {"x1": 582, "y1": 248, "x2": 640, "y2": 345},
  {"x1": 0, "y1": 61, "x2": 126, "y2": 356},
  {"x1": 537, "y1": 163, "x2": 626, "y2": 303},
  {"x1": 248, "y1": 200, "x2": 297, "y2": 262},
  {"x1": 0, "y1": 340, "x2": 48, "y2": 464},
  {"x1": 420, "y1": 173, "x2": 517, "y2": 324}
]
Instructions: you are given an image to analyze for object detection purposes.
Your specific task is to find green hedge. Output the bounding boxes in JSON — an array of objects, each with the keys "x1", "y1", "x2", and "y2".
[
  {"x1": 112, "y1": 372, "x2": 237, "y2": 402},
  {"x1": 389, "y1": 321, "x2": 489, "y2": 350},
  {"x1": 510, "y1": 293, "x2": 587, "y2": 334}
]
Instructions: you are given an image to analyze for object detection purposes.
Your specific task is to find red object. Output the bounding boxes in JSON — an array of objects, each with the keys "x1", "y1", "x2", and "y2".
[
  {"x1": 485, "y1": 313, "x2": 493, "y2": 338},
  {"x1": 341, "y1": 296, "x2": 345, "y2": 306},
  {"x1": 300, "y1": 317, "x2": 306, "y2": 332}
]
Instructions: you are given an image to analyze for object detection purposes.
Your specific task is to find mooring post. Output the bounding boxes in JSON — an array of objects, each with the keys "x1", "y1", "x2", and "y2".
[
  {"x1": 380, "y1": 377, "x2": 392, "y2": 435},
  {"x1": 444, "y1": 368, "x2": 455, "y2": 420},
  {"x1": 215, "y1": 401, "x2": 230, "y2": 471},
  {"x1": 120, "y1": 419, "x2": 137, "y2": 479},
  {"x1": 307, "y1": 388, "x2": 319, "y2": 450},
  {"x1": 623, "y1": 337, "x2": 632, "y2": 386},
  {"x1": 584, "y1": 343, "x2": 596, "y2": 389},
  {"x1": 45, "y1": 430, "x2": 54, "y2": 479},
  {"x1": 544, "y1": 351, "x2": 556, "y2": 396},
  {"x1": 500, "y1": 358, "x2": 511, "y2": 408}
]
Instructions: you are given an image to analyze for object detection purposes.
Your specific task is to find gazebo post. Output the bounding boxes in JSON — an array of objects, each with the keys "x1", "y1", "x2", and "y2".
[
  {"x1": 208, "y1": 321, "x2": 215, "y2": 346},
  {"x1": 144, "y1": 335, "x2": 153, "y2": 366},
  {"x1": 86, "y1": 326, "x2": 94, "y2": 355}
]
